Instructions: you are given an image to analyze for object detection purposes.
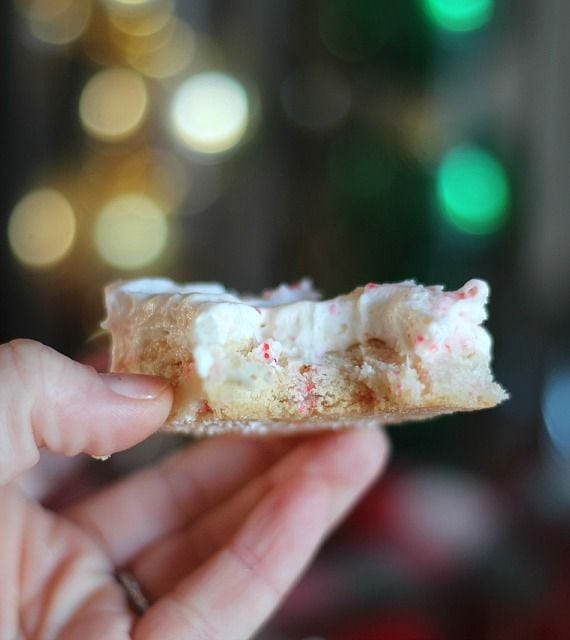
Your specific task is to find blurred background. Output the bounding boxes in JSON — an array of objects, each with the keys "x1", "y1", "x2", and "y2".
[{"x1": 2, "y1": 0, "x2": 570, "y2": 638}]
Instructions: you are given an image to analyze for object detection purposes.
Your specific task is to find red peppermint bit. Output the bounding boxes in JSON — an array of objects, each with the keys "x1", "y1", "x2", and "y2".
[
  {"x1": 198, "y1": 400, "x2": 213, "y2": 415},
  {"x1": 456, "y1": 285, "x2": 478, "y2": 300},
  {"x1": 365, "y1": 283, "x2": 379, "y2": 290},
  {"x1": 290, "y1": 280, "x2": 302, "y2": 290},
  {"x1": 416, "y1": 337, "x2": 438, "y2": 353},
  {"x1": 444, "y1": 342, "x2": 452, "y2": 354},
  {"x1": 328, "y1": 302, "x2": 339, "y2": 316},
  {"x1": 305, "y1": 381, "x2": 315, "y2": 393},
  {"x1": 259, "y1": 342, "x2": 276, "y2": 363}
]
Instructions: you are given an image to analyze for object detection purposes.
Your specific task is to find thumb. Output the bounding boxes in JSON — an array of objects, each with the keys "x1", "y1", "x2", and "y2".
[{"x1": 0, "y1": 339, "x2": 173, "y2": 485}]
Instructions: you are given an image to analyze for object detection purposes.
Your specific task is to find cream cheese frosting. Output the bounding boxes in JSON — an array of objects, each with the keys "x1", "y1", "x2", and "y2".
[{"x1": 103, "y1": 277, "x2": 494, "y2": 384}]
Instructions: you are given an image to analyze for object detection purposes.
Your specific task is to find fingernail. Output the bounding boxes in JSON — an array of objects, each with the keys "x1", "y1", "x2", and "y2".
[{"x1": 100, "y1": 373, "x2": 171, "y2": 400}]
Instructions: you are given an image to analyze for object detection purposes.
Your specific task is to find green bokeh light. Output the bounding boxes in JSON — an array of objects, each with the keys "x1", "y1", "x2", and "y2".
[
  {"x1": 437, "y1": 145, "x2": 509, "y2": 234},
  {"x1": 422, "y1": 0, "x2": 493, "y2": 32}
]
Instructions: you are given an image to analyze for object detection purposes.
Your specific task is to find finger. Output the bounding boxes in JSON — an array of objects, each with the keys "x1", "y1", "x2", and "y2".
[
  {"x1": 14, "y1": 450, "x2": 86, "y2": 502},
  {"x1": 0, "y1": 340, "x2": 173, "y2": 484},
  {"x1": 65, "y1": 436, "x2": 297, "y2": 566},
  {"x1": 131, "y1": 429, "x2": 370, "y2": 598},
  {"x1": 2, "y1": 485, "x2": 133, "y2": 640},
  {"x1": 133, "y1": 428, "x2": 389, "y2": 640}
]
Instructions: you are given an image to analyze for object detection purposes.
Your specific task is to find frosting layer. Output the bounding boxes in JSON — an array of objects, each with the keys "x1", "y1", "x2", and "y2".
[{"x1": 104, "y1": 277, "x2": 494, "y2": 381}]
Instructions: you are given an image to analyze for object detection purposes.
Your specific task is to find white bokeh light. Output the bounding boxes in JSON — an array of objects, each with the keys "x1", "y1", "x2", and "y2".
[{"x1": 170, "y1": 72, "x2": 249, "y2": 155}]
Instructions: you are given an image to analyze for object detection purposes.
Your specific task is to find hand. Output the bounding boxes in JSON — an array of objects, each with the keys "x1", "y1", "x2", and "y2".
[{"x1": 0, "y1": 339, "x2": 389, "y2": 639}]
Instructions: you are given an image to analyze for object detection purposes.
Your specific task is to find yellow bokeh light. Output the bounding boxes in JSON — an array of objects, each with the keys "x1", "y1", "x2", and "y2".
[
  {"x1": 106, "y1": 0, "x2": 155, "y2": 6},
  {"x1": 8, "y1": 189, "x2": 76, "y2": 268},
  {"x1": 106, "y1": 17, "x2": 173, "y2": 65},
  {"x1": 129, "y1": 19, "x2": 195, "y2": 79},
  {"x1": 107, "y1": 0, "x2": 175, "y2": 37},
  {"x1": 94, "y1": 194, "x2": 168, "y2": 269},
  {"x1": 21, "y1": 0, "x2": 91, "y2": 45},
  {"x1": 170, "y1": 72, "x2": 249, "y2": 154},
  {"x1": 79, "y1": 68, "x2": 148, "y2": 142}
]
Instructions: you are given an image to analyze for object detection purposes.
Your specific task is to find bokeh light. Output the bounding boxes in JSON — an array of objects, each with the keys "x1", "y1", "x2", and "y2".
[
  {"x1": 8, "y1": 188, "x2": 76, "y2": 268},
  {"x1": 387, "y1": 469, "x2": 502, "y2": 571},
  {"x1": 79, "y1": 68, "x2": 148, "y2": 142},
  {"x1": 170, "y1": 72, "x2": 249, "y2": 155},
  {"x1": 20, "y1": 0, "x2": 92, "y2": 46},
  {"x1": 106, "y1": 0, "x2": 175, "y2": 37},
  {"x1": 436, "y1": 144, "x2": 509, "y2": 234},
  {"x1": 105, "y1": 0, "x2": 157, "y2": 7},
  {"x1": 94, "y1": 194, "x2": 168, "y2": 269},
  {"x1": 542, "y1": 366, "x2": 570, "y2": 457},
  {"x1": 129, "y1": 18, "x2": 195, "y2": 79},
  {"x1": 280, "y1": 64, "x2": 352, "y2": 133},
  {"x1": 422, "y1": 0, "x2": 493, "y2": 32}
]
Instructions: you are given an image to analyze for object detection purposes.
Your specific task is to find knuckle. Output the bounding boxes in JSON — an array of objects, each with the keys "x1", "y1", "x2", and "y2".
[
  {"x1": 5, "y1": 338, "x2": 43, "y2": 358},
  {"x1": 2, "y1": 339, "x2": 68, "y2": 394},
  {"x1": 227, "y1": 539, "x2": 283, "y2": 601},
  {"x1": 1, "y1": 339, "x2": 47, "y2": 386}
]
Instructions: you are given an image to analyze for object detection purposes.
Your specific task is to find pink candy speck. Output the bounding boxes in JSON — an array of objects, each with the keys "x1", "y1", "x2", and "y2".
[
  {"x1": 198, "y1": 400, "x2": 213, "y2": 415},
  {"x1": 415, "y1": 336, "x2": 439, "y2": 353},
  {"x1": 456, "y1": 285, "x2": 478, "y2": 300},
  {"x1": 258, "y1": 341, "x2": 276, "y2": 363}
]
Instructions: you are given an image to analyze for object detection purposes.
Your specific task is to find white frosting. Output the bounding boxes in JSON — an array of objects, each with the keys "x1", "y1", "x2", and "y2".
[
  {"x1": 105, "y1": 277, "x2": 493, "y2": 382},
  {"x1": 115, "y1": 278, "x2": 227, "y2": 296}
]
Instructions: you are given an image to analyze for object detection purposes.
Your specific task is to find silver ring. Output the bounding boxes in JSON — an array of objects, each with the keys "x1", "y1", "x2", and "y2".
[{"x1": 115, "y1": 570, "x2": 150, "y2": 615}]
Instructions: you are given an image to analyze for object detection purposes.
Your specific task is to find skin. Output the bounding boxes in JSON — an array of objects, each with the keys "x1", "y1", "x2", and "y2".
[{"x1": 0, "y1": 339, "x2": 389, "y2": 640}]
